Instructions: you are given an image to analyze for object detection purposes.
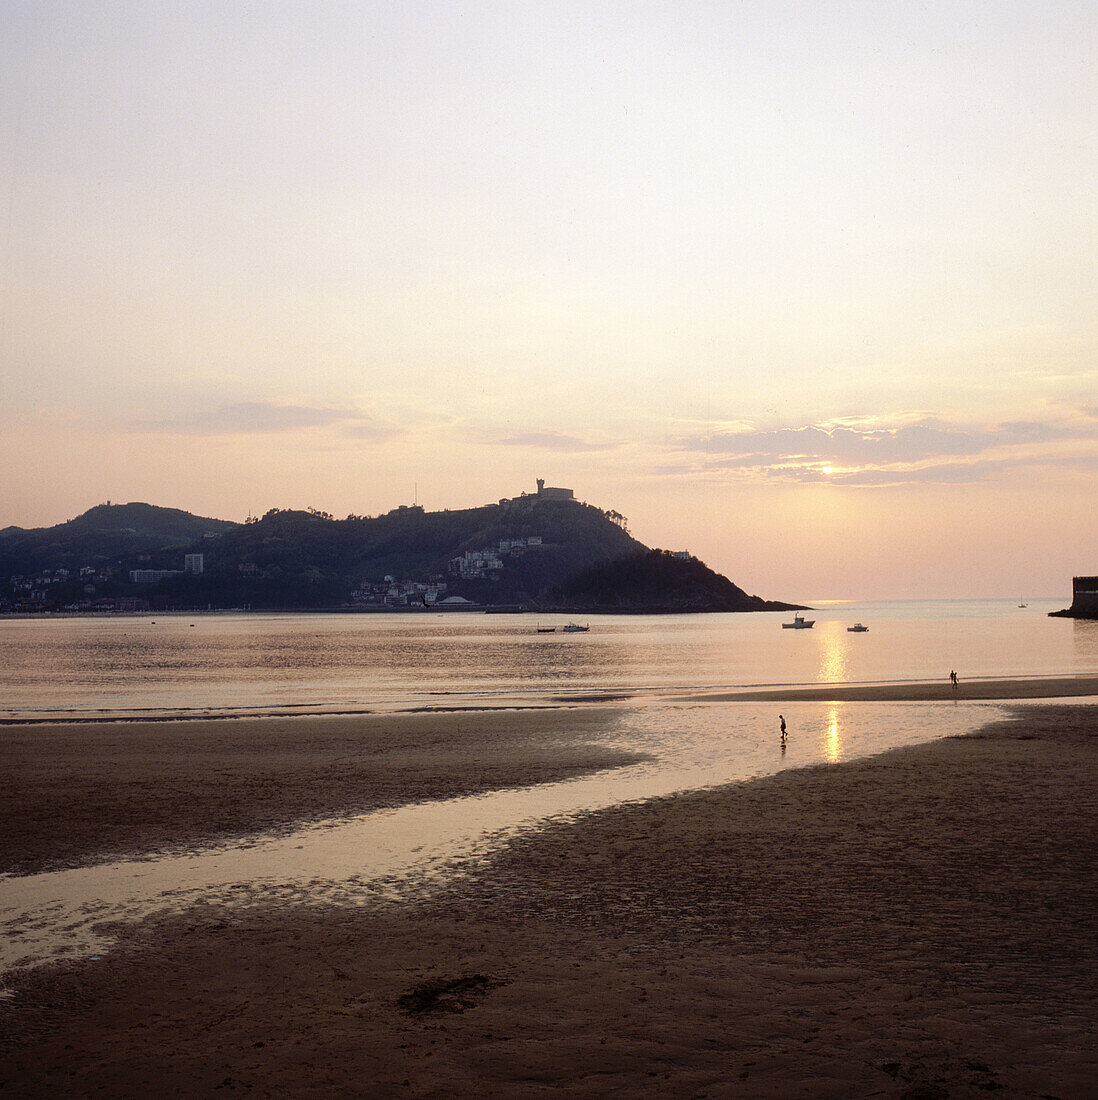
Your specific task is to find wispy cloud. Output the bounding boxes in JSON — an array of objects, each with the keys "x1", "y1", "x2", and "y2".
[
  {"x1": 669, "y1": 411, "x2": 1098, "y2": 487},
  {"x1": 339, "y1": 421, "x2": 401, "y2": 441},
  {"x1": 811, "y1": 451, "x2": 1098, "y2": 486},
  {"x1": 495, "y1": 431, "x2": 617, "y2": 453},
  {"x1": 130, "y1": 402, "x2": 395, "y2": 439}
]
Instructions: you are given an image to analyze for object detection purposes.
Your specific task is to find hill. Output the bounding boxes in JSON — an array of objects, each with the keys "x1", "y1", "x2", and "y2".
[
  {"x1": 543, "y1": 549, "x2": 802, "y2": 613},
  {"x1": 0, "y1": 491, "x2": 806, "y2": 613},
  {"x1": 152, "y1": 496, "x2": 647, "y2": 609},
  {"x1": 0, "y1": 503, "x2": 238, "y2": 576}
]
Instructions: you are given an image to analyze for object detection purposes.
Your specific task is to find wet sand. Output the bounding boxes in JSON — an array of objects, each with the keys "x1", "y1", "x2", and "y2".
[
  {"x1": 693, "y1": 673, "x2": 1098, "y2": 703},
  {"x1": 2, "y1": 697, "x2": 1097, "y2": 1096},
  {"x1": 0, "y1": 708, "x2": 639, "y2": 876}
]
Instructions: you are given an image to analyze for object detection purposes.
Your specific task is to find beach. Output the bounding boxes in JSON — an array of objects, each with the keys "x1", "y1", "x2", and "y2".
[
  {"x1": 0, "y1": 708, "x2": 640, "y2": 877},
  {"x1": 2, "y1": 683, "x2": 1096, "y2": 1097},
  {"x1": 698, "y1": 673, "x2": 1098, "y2": 703}
]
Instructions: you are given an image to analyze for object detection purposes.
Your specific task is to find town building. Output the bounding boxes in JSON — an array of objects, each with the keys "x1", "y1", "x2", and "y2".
[
  {"x1": 129, "y1": 569, "x2": 181, "y2": 584},
  {"x1": 500, "y1": 480, "x2": 575, "y2": 506},
  {"x1": 535, "y1": 478, "x2": 573, "y2": 501}
]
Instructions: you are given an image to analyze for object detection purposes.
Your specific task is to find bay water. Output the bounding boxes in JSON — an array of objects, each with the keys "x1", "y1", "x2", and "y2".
[{"x1": 1, "y1": 598, "x2": 1094, "y2": 721}]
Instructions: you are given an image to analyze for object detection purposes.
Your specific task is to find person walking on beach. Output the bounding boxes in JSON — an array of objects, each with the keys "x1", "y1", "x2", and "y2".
[
  {"x1": 950, "y1": 669, "x2": 958, "y2": 689},
  {"x1": 779, "y1": 714, "x2": 787, "y2": 739}
]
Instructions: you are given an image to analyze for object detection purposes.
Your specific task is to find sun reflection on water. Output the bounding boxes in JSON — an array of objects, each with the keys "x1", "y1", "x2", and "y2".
[
  {"x1": 819, "y1": 624, "x2": 849, "y2": 684},
  {"x1": 825, "y1": 704, "x2": 843, "y2": 763}
]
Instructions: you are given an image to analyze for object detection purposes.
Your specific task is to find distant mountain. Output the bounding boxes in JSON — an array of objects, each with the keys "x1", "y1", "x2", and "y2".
[
  {"x1": 0, "y1": 503, "x2": 238, "y2": 575},
  {"x1": 60, "y1": 502, "x2": 236, "y2": 541},
  {"x1": 0, "y1": 493, "x2": 807, "y2": 613},
  {"x1": 543, "y1": 549, "x2": 803, "y2": 613}
]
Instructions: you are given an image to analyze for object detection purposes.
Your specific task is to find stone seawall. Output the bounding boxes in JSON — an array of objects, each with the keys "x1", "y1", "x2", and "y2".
[{"x1": 1049, "y1": 576, "x2": 1098, "y2": 618}]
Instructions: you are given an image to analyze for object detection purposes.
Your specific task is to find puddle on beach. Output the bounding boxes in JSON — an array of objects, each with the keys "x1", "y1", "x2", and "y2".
[{"x1": 0, "y1": 699, "x2": 1006, "y2": 978}]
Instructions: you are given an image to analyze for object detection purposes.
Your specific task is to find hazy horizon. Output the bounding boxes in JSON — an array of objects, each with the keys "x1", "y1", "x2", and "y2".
[{"x1": 3, "y1": 2, "x2": 1096, "y2": 601}]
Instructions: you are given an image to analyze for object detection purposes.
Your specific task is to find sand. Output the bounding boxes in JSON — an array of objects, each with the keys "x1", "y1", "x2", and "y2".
[
  {"x1": 692, "y1": 673, "x2": 1098, "y2": 703},
  {"x1": 0, "y1": 708, "x2": 639, "y2": 876},
  {"x1": 2, "y1": 690, "x2": 1096, "y2": 1097}
]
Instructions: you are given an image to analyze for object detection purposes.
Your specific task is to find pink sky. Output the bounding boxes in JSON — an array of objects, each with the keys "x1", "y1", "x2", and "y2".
[{"x1": 2, "y1": 2, "x2": 1096, "y2": 600}]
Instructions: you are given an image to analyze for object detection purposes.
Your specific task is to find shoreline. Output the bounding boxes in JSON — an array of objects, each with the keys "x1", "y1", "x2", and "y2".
[
  {"x1": 5, "y1": 672, "x2": 1098, "y2": 725},
  {"x1": 688, "y1": 672, "x2": 1098, "y2": 702},
  {"x1": 1, "y1": 702, "x2": 1095, "y2": 1095}
]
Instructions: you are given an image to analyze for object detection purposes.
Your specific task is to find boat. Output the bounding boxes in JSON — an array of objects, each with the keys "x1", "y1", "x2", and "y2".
[
  {"x1": 847, "y1": 622, "x2": 869, "y2": 632},
  {"x1": 562, "y1": 622, "x2": 590, "y2": 633},
  {"x1": 535, "y1": 624, "x2": 556, "y2": 633},
  {"x1": 781, "y1": 614, "x2": 815, "y2": 629}
]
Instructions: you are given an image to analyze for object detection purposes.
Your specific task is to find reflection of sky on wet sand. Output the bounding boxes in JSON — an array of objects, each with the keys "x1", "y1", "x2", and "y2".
[{"x1": 0, "y1": 698, "x2": 1005, "y2": 978}]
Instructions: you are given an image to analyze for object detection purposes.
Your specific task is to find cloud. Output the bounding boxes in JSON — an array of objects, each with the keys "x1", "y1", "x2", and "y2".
[
  {"x1": 681, "y1": 421, "x2": 988, "y2": 465},
  {"x1": 670, "y1": 414, "x2": 1098, "y2": 487},
  {"x1": 130, "y1": 402, "x2": 393, "y2": 438},
  {"x1": 684, "y1": 415, "x2": 1098, "y2": 465},
  {"x1": 495, "y1": 431, "x2": 616, "y2": 453},
  {"x1": 824, "y1": 451, "x2": 1098, "y2": 487},
  {"x1": 749, "y1": 457, "x2": 1013, "y2": 486}
]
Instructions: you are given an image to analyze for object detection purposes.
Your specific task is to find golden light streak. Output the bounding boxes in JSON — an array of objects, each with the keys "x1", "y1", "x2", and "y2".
[
  {"x1": 825, "y1": 704, "x2": 843, "y2": 764},
  {"x1": 819, "y1": 624, "x2": 849, "y2": 684}
]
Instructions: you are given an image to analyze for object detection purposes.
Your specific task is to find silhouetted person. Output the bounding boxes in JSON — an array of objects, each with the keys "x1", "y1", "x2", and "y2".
[
  {"x1": 779, "y1": 714, "x2": 786, "y2": 738},
  {"x1": 950, "y1": 670, "x2": 958, "y2": 688}
]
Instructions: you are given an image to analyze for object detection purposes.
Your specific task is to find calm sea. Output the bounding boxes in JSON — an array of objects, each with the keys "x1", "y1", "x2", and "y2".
[{"x1": 1, "y1": 598, "x2": 1094, "y2": 721}]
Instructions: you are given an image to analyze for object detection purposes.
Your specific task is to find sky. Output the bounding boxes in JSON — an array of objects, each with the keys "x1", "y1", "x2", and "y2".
[{"x1": 1, "y1": 1, "x2": 1096, "y2": 601}]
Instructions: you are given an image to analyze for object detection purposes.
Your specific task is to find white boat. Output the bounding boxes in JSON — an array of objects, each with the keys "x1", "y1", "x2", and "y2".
[
  {"x1": 847, "y1": 622, "x2": 869, "y2": 632},
  {"x1": 781, "y1": 614, "x2": 815, "y2": 629},
  {"x1": 562, "y1": 622, "x2": 590, "y2": 633}
]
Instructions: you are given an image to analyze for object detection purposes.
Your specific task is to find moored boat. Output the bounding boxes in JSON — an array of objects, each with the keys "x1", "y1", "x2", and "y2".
[
  {"x1": 562, "y1": 622, "x2": 590, "y2": 633},
  {"x1": 847, "y1": 622, "x2": 869, "y2": 632},
  {"x1": 781, "y1": 613, "x2": 815, "y2": 629}
]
